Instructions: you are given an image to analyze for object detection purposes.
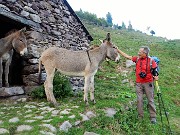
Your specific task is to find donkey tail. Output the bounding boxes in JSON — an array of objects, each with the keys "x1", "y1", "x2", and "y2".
[{"x1": 38, "y1": 58, "x2": 42, "y2": 85}]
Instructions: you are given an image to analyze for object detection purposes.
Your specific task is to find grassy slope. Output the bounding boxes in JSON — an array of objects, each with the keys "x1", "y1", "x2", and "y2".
[{"x1": 85, "y1": 24, "x2": 180, "y2": 134}]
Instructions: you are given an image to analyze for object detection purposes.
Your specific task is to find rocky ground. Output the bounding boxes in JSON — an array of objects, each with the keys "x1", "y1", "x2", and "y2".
[{"x1": 0, "y1": 98, "x2": 117, "y2": 135}]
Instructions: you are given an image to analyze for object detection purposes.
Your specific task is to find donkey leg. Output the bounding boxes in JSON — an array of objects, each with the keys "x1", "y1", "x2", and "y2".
[
  {"x1": 84, "y1": 75, "x2": 91, "y2": 106},
  {"x1": 45, "y1": 67, "x2": 58, "y2": 106},
  {"x1": 0, "y1": 58, "x2": 2, "y2": 88},
  {"x1": 4, "y1": 58, "x2": 11, "y2": 87},
  {"x1": 44, "y1": 80, "x2": 51, "y2": 102},
  {"x1": 90, "y1": 76, "x2": 96, "y2": 104}
]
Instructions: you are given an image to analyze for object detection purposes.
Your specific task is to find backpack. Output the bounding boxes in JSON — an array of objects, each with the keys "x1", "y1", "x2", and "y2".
[{"x1": 150, "y1": 56, "x2": 160, "y2": 72}]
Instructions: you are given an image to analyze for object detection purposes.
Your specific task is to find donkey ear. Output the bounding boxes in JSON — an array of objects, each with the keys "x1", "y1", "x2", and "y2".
[
  {"x1": 99, "y1": 39, "x2": 107, "y2": 43},
  {"x1": 99, "y1": 39, "x2": 103, "y2": 43},
  {"x1": 24, "y1": 31, "x2": 33, "y2": 39},
  {"x1": 106, "y1": 33, "x2": 111, "y2": 42},
  {"x1": 20, "y1": 27, "x2": 26, "y2": 32},
  {"x1": 25, "y1": 31, "x2": 32, "y2": 36}
]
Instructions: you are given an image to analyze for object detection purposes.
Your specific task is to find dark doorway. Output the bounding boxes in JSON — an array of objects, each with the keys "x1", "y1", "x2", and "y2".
[{"x1": 0, "y1": 14, "x2": 27, "y2": 38}]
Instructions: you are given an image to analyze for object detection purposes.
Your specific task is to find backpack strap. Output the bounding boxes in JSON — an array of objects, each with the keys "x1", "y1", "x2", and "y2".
[
  {"x1": 136, "y1": 56, "x2": 153, "y2": 70},
  {"x1": 136, "y1": 57, "x2": 139, "y2": 63},
  {"x1": 149, "y1": 57, "x2": 153, "y2": 69}
]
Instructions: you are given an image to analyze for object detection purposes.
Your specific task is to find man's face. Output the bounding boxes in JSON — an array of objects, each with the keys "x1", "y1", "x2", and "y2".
[{"x1": 138, "y1": 48, "x2": 146, "y2": 58}]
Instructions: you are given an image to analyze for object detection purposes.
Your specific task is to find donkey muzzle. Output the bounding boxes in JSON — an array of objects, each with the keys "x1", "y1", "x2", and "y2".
[
  {"x1": 115, "y1": 54, "x2": 120, "y2": 62},
  {"x1": 20, "y1": 48, "x2": 28, "y2": 56}
]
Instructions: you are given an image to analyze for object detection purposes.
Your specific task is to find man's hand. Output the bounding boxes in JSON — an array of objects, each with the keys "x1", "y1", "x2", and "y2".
[{"x1": 153, "y1": 76, "x2": 158, "y2": 81}]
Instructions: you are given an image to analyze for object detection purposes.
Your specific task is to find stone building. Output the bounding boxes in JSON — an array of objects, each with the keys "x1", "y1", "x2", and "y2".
[{"x1": 0, "y1": 0, "x2": 93, "y2": 96}]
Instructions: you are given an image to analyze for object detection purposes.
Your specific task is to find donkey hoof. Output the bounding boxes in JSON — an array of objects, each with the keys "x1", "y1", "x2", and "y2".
[
  {"x1": 54, "y1": 102, "x2": 59, "y2": 107},
  {"x1": 92, "y1": 100, "x2": 96, "y2": 104},
  {"x1": 0, "y1": 83, "x2": 2, "y2": 88},
  {"x1": 49, "y1": 102, "x2": 59, "y2": 107}
]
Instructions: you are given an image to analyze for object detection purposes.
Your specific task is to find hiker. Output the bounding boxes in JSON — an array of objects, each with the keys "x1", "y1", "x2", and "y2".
[{"x1": 117, "y1": 46, "x2": 159, "y2": 124}]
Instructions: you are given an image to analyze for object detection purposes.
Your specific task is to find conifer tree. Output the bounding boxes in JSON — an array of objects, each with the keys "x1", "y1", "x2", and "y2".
[
  {"x1": 121, "y1": 22, "x2": 126, "y2": 29},
  {"x1": 128, "y1": 21, "x2": 133, "y2": 31},
  {"x1": 106, "y1": 12, "x2": 113, "y2": 27}
]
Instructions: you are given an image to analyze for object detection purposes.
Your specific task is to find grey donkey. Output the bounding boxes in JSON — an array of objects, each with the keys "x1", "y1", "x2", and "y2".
[
  {"x1": 38, "y1": 33, "x2": 120, "y2": 106},
  {"x1": 0, "y1": 28, "x2": 28, "y2": 87}
]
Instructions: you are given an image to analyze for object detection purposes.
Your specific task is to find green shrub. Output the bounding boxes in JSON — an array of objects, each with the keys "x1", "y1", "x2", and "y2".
[
  {"x1": 31, "y1": 85, "x2": 45, "y2": 98},
  {"x1": 31, "y1": 72, "x2": 72, "y2": 99}
]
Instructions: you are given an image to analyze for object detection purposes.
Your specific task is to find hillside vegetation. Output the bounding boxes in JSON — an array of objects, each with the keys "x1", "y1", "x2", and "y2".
[{"x1": 85, "y1": 23, "x2": 180, "y2": 134}]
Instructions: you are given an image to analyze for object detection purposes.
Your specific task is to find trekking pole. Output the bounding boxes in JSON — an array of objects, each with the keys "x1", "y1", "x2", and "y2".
[
  {"x1": 156, "y1": 81, "x2": 165, "y2": 132},
  {"x1": 155, "y1": 81, "x2": 172, "y2": 134}
]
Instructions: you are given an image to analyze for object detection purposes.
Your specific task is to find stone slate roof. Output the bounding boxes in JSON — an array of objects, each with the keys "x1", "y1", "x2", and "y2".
[{"x1": 63, "y1": 0, "x2": 93, "y2": 41}]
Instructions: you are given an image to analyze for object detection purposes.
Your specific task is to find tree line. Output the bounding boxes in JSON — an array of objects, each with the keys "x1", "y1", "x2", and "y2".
[
  {"x1": 75, "y1": 9, "x2": 133, "y2": 31},
  {"x1": 75, "y1": 9, "x2": 156, "y2": 35}
]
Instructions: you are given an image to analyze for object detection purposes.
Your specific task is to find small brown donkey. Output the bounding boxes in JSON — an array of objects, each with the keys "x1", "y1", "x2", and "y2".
[
  {"x1": 39, "y1": 33, "x2": 120, "y2": 106},
  {"x1": 0, "y1": 28, "x2": 28, "y2": 87}
]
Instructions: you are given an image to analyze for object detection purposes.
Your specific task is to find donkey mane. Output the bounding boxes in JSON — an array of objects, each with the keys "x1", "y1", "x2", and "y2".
[
  {"x1": 89, "y1": 45, "x2": 100, "y2": 50},
  {"x1": 5, "y1": 29, "x2": 18, "y2": 36},
  {"x1": 4, "y1": 30, "x2": 20, "y2": 41}
]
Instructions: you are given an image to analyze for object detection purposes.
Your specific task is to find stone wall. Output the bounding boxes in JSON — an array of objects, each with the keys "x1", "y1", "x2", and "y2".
[{"x1": 0, "y1": 0, "x2": 92, "y2": 94}]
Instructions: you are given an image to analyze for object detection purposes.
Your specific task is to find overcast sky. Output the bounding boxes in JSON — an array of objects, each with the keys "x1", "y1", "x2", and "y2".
[{"x1": 67, "y1": 0, "x2": 180, "y2": 40}]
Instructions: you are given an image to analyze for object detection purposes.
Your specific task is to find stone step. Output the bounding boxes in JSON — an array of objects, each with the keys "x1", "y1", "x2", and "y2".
[{"x1": 0, "y1": 87, "x2": 24, "y2": 97}]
